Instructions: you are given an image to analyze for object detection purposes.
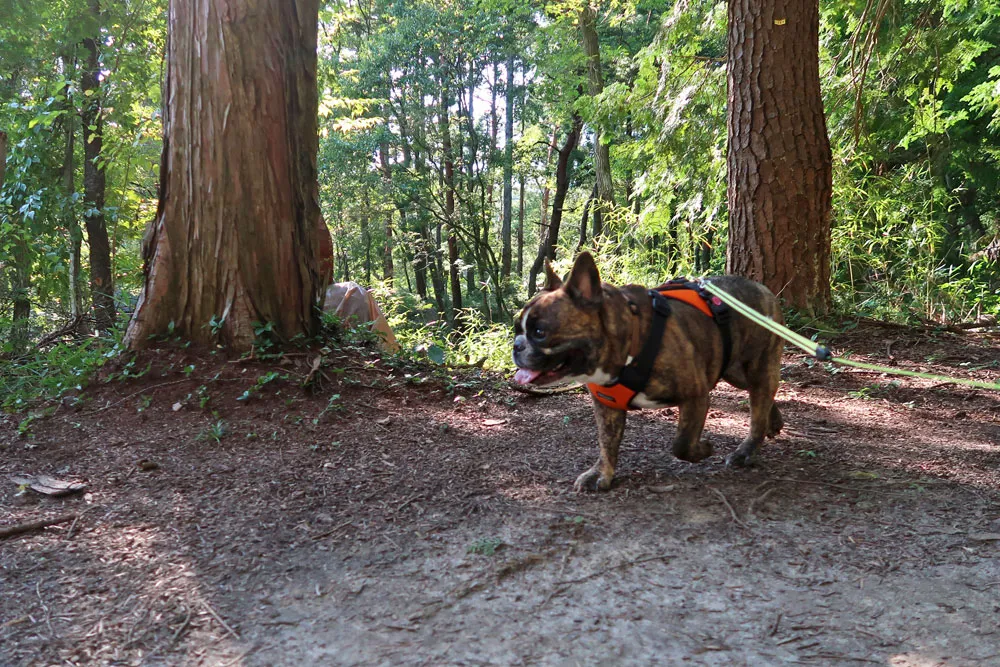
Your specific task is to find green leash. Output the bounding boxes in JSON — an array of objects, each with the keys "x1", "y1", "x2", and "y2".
[{"x1": 701, "y1": 281, "x2": 1000, "y2": 392}]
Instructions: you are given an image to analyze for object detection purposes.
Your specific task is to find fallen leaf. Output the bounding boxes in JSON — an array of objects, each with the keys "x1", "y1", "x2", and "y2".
[
  {"x1": 9, "y1": 475, "x2": 86, "y2": 497},
  {"x1": 483, "y1": 419, "x2": 507, "y2": 426}
]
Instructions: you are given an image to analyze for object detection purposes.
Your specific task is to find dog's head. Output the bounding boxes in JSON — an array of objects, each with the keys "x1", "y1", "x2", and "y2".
[{"x1": 512, "y1": 252, "x2": 605, "y2": 386}]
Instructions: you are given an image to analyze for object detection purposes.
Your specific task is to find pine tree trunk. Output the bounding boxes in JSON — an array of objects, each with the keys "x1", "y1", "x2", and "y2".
[
  {"x1": 124, "y1": 0, "x2": 323, "y2": 352},
  {"x1": 528, "y1": 116, "x2": 583, "y2": 296},
  {"x1": 81, "y1": 0, "x2": 115, "y2": 331},
  {"x1": 726, "y1": 0, "x2": 832, "y2": 313},
  {"x1": 501, "y1": 54, "x2": 515, "y2": 279},
  {"x1": 580, "y1": 4, "x2": 614, "y2": 238}
]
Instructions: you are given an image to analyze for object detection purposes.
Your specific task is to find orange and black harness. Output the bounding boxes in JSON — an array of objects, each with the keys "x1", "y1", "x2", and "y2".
[{"x1": 587, "y1": 279, "x2": 732, "y2": 411}]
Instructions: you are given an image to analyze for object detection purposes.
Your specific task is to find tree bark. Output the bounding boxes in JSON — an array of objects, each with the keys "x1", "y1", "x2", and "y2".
[
  {"x1": 580, "y1": 3, "x2": 614, "y2": 238},
  {"x1": 501, "y1": 53, "x2": 515, "y2": 279},
  {"x1": 124, "y1": 0, "x2": 323, "y2": 352},
  {"x1": 528, "y1": 115, "x2": 583, "y2": 296},
  {"x1": 81, "y1": 0, "x2": 115, "y2": 331},
  {"x1": 726, "y1": 0, "x2": 832, "y2": 313}
]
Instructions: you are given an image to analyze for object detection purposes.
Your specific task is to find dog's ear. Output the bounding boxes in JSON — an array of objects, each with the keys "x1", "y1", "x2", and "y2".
[
  {"x1": 543, "y1": 260, "x2": 563, "y2": 291},
  {"x1": 565, "y1": 252, "x2": 602, "y2": 305}
]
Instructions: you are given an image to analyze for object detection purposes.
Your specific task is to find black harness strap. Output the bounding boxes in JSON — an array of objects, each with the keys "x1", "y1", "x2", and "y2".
[{"x1": 614, "y1": 290, "x2": 672, "y2": 396}]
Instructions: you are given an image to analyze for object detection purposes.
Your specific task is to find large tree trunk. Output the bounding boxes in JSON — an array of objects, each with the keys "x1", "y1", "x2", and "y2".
[
  {"x1": 124, "y1": 0, "x2": 324, "y2": 352},
  {"x1": 726, "y1": 0, "x2": 832, "y2": 313},
  {"x1": 81, "y1": 0, "x2": 115, "y2": 331},
  {"x1": 580, "y1": 3, "x2": 614, "y2": 238},
  {"x1": 527, "y1": 115, "x2": 583, "y2": 296},
  {"x1": 501, "y1": 53, "x2": 515, "y2": 279}
]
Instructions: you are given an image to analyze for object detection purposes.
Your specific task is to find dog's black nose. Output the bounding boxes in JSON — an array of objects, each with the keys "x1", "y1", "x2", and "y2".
[{"x1": 513, "y1": 335, "x2": 526, "y2": 354}]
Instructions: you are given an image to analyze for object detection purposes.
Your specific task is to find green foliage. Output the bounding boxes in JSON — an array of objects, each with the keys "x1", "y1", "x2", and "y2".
[
  {"x1": 466, "y1": 537, "x2": 503, "y2": 556},
  {"x1": 0, "y1": 334, "x2": 116, "y2": 412}
]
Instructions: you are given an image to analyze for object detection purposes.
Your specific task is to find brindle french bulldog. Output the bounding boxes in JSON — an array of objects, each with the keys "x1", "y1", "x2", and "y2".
[{"x1": 513, "y1": 252, "x2": 784, "y2": 491}]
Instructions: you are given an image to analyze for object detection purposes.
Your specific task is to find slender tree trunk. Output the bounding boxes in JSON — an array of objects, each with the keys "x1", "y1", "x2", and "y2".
[
  {"x1": 60, "y1": 58, "x2": 83, "y2": 322},
  {"x1": 528, "y1": 116, "x2": 583, "y2": 296},
  {"x1": 378, "y1": 143, "x2": 394, "y2": 287},
  {"x1": 81, "y1": 0, "x2": 115, "y2": 331},
  {"x1": 726, "y1": 0, "x2": 832, "y2": 313},
  {"x1": 441, "y1": 80, "x2": 462, "y2": 325},
  {"x1": 2, "y1": 130, "x2": 30, "y2": 352},
  {"x1": 489, "y1": 62, "x2": 499, "y2": 225},
  {"x1": 580, "y1": 3, "x2": 614, "y2": 238},
  {"x1": 362, "y1": 209, "x2": 371, "y2": 283},
  {"x1": 538, "y1": 126, "x2": 557, "y2": 263},
  {"x1": 501, "y1": 53, "x2": 515, "y2": 280},
  {"x1": 124, "y1": 0, "x2": 323, "y2": 352},
  {"x1": 517, "y1": 172, "x2": 525, "y2": 279},
  {"x1": 577, "y1": 183, "x2": 596, "y2": 253}
]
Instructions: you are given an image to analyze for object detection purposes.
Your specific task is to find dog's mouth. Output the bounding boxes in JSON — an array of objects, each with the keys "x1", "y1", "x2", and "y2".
[
  {"x1": 513, "y1": 364, "x2": 571, "y2": 386},
  {"x1": 513, "y1": 348, "x2": 587, "y2": 386}
]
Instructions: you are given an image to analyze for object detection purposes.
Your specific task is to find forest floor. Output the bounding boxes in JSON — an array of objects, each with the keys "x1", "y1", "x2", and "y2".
[{"x1": 1, "y1": 320, "x2": 999, "y2": 667}]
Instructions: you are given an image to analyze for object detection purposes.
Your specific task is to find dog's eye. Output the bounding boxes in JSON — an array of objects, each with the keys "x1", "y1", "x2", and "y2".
[{"x1": 533, "y1": 326, "x2": 547, "y2": 340}]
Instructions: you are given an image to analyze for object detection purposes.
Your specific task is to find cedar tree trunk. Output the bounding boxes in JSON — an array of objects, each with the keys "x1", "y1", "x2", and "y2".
[
  {"x1": 82, "y1": 0, "x2": 115, "y2": 331},
  {"x1": 580, "y1": 3, "x2": 614, "y2": 237},
  {"x1": 124, "y1": 0, "x2": 325, "y2": 352},
  {"x1": 726, "y1": 0, "x2": 832, "y2": 313}
]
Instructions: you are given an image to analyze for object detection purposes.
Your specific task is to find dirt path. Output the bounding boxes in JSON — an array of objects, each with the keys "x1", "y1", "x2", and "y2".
[{"x1": 2, "y1": 323, "x2": 999, "y2": 666}]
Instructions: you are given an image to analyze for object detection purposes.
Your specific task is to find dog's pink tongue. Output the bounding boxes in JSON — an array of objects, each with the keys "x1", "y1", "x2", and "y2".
[{"x1": 514, "y1": 368, "x2": 542, "y2": 385}]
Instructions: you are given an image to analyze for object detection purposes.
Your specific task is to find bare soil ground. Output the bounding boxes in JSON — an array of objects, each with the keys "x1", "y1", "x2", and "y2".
[{"x1": 2, "y1": 322, "x2": 999, "y2": 667}]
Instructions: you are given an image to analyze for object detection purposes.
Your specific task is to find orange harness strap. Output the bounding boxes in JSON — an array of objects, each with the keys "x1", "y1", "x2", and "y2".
[{"x1": 587, "y1": 288, "x2": 717, "y2": 411}]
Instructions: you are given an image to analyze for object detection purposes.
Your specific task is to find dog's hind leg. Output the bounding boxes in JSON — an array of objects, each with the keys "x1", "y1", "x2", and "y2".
[
  {"x1": 575, "y1": 402, "x2": 626, "y2": 492},
  {"x1": 727, "y1": 376, "x2": 780, "y2": 467},
  {"x1": 671, "y1": 395, "x2": 712, "y2": 463}
]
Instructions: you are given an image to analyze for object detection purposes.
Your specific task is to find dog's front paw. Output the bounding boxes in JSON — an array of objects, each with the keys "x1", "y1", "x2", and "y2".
[{"x1": 574, "y1": 467, "x2": 613, "y2": 492}]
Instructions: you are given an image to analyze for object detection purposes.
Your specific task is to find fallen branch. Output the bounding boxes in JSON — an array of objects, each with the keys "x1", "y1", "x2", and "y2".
[
  {"x1": 507, "y1": 381, "x2": 583, "y2": 396},
  {"x1": 0, "y1": 513, "x2": 78, "y2": 539},
  {"x1": 747, "y1": 487, "x2": 778, "y2": 520},
  {"x1": 556, "y1": 553, "x2": 671, "y2": 585},
  {"x1": 202, "y1": 600, "x2": 240, "y2": 640},
  {"x1": 709, "y1": 487, "x2": 746, "y2": 528}
]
